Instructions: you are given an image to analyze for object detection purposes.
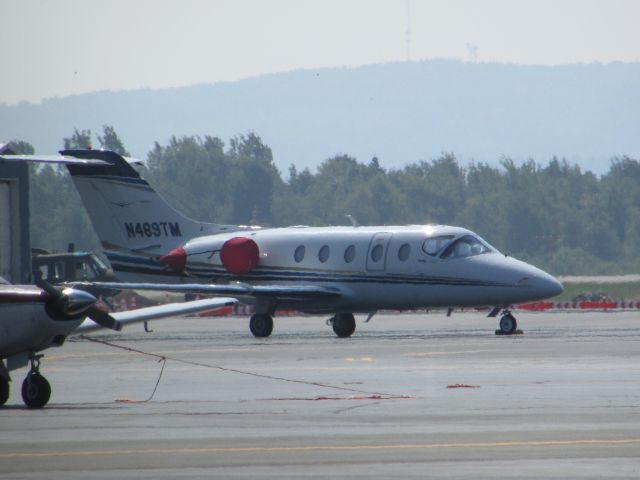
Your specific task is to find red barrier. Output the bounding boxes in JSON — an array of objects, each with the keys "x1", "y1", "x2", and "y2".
[{"x1": 516, "y1": 300, "x2": 640, "y2": 311}]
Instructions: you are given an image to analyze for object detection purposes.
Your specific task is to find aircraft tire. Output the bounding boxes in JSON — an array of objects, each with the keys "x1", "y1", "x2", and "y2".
[
  {"x1": 499, "y1": 313, "x2": 517, "y2": 335},
  {"x1": 21, "y1": 372, "x2": 51, "y2": 409},
  {"x1": 0, "y1": 375, "x2": 9, "y2": 406},
  {"x1": 333, "y1": 313, "x2": 356, "y2": 338},
  {"x1": 250, "y1": 314, "x2": 273, "y2": 338}
]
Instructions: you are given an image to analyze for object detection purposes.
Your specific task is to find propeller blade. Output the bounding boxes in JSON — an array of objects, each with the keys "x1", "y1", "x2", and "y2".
[
  {"x1": 87, "y1": 306, "x2": 122, "y2": 331},
  {"x1": 35, "y1": 275, "x2": 63, "y2": 299}
]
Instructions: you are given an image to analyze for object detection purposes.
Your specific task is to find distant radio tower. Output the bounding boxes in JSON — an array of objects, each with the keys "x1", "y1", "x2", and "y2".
[
  {"x1": 405, "y1": 0, "x2": 412, "y2": 62},
  {"x1": 466, "y1": 42, "x2": 479, "y2": 62}
]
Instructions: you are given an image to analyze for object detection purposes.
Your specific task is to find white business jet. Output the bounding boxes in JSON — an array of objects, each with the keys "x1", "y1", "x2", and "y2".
[{"x1": 0, "y1": 149, "x2": 563, "y2": 339}]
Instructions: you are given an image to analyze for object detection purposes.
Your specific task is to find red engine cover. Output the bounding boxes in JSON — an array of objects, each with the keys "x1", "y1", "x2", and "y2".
[{"x1": 220, "y1": 237, "x2": 259, "y2": 275}]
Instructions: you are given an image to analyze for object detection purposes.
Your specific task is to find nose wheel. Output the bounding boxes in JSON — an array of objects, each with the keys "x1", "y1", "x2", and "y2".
[
  {"x1": 21, "y1": 355, "x2": 51, "y2": 409},
  {"x1": 499, "y1": 312, "x2": 517, "y2": 334},
  {"x1": 495, "y1": 310, "x2": 523, "y2": 335}
]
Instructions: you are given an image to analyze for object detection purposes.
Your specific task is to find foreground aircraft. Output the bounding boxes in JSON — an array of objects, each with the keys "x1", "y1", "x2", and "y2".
[
  {"x1": 0, "y1": 149, "x2": 563, "y2": 338},
  {"x1": 0, "y1": 276, "x2": 234, "y2": 408}
]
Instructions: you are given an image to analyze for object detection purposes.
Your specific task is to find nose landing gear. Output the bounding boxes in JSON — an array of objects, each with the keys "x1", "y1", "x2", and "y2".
[
  {"x1": 498, "y1": 311, "x2": 518, "y2": 335},
  {"x1": 489, "y1": 307, "x2": 522, "y2": 335},
  {"x1": 21, "y1": 354, "x2": 51, "y2": 409}
]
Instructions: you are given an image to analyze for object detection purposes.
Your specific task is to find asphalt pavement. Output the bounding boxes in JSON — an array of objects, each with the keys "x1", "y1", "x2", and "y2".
[{"x1": 1, "y1": 311, "x2": 639, "y2": 478}]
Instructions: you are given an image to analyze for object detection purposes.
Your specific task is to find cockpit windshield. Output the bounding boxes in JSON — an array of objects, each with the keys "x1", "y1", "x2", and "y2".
[
  {"x1": 422, "y1": 235, "x2": 455, "y2": 256},
  {"x1": 440, "y1": 235, "x2": 492, "y2": 259}
]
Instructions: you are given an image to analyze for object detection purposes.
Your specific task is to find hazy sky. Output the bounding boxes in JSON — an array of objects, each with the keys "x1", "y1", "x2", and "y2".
[{"x1": 1, "y1": 0, "x2": 638, "y2": 104}]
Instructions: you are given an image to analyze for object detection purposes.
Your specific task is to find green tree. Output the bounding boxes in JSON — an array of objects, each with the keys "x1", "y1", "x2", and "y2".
[
  {"x1": 97, "y1": 125, "x2": 130, "y2": 155},
  {"x1": 63, "y1": 128, "x2": 92, "y2": 149},
  {"x1": 7, "y1": 140, "x2": 34, "y2": 154}
]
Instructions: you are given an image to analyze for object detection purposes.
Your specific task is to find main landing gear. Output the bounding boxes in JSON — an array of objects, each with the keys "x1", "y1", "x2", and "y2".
[
  {"x1": 327, "y1": 313, "x2": 356, "y2": 338},
  {"x1": 0, "y1": 374, "x2": 9, "y2": 407},
  {"x1": 249, "y1": 313, "x2": 274, "y2": 337},
  {"x1": 248, "y1": 312, "x2": 357, "y2": 338}
]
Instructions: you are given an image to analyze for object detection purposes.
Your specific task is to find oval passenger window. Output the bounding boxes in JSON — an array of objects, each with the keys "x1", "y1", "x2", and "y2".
[
  {"x1": 319, "y1": 245, "x2": 330, "y2": 263},
  {"x1": 344, "y1": 245, "x2": 356, "y2": 263},
  {"x1": 398, "y1": 243, "x2": 410, "y2": 261}
]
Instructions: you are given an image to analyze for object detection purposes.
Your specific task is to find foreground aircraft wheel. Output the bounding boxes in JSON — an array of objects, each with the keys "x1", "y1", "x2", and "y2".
[
  {"x1": 250, "y1": 314, "x2": 274, "y2": 338},
  {"x1": 0, "y1": 375, "x2": 9, "y2": 406},
  {"x1": 499, "y1": 313, "x2": 518, "y2": 335},
  {"x1": 21, "y1": 373, "x2": 51, "y2": 409},
  {"x1": 332, "y1": 313, "x2": 356, "y2": 338}
]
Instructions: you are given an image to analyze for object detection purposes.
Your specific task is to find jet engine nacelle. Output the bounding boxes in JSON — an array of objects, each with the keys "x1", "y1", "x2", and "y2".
[{"x1": 220, "y1": 237, "x2": 259, "y2": 275}]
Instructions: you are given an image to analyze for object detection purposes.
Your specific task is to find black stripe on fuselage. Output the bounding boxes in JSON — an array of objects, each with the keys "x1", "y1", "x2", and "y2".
[{"x1": 109, "y1": 261, "x2": 512, "y2": 289}]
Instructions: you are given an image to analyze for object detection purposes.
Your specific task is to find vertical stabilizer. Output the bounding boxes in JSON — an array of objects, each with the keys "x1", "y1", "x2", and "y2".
[{"x1": 63, "y1": 149, "x2": 240, "y2": 282}]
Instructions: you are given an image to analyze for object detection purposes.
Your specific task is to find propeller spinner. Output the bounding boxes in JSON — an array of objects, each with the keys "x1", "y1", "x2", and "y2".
[{"x1": 36, "y1": 276, "x2": 122, "y2": 331}]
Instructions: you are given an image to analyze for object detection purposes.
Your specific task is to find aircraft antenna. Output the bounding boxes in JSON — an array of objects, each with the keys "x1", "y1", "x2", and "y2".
[{"x1": 346, "y1": 215, "x2": 360, "y2": 228}]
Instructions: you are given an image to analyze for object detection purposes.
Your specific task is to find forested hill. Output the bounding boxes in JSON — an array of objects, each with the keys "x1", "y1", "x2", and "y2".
[{"x1": 2, "y1": 60, "x2": 639, "y2": 173}]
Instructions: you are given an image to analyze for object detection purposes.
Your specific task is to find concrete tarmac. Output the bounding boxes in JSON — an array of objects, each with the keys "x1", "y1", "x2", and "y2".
[{"x1": 1, "y1": 311, "x2": 639, "y2": 479}]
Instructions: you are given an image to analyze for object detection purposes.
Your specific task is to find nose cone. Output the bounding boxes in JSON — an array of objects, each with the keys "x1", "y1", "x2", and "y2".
[
  {"x1": 511, "y1": 260, "x2": 563, "y2": 301},
  {"x1": 160, "y1": 246, "x2": 187, "y2": 273},
  {"x1": 527, "y1": 270, "x2": 564, "y2": 300}
]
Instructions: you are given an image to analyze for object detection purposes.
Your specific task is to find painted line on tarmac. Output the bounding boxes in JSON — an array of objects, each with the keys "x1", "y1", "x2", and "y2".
[{"x1": 2, "y1": 438, "x2": 640, "y2": 459}]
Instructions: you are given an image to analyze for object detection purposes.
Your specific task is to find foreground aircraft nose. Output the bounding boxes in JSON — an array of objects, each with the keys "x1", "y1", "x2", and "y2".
[
  {"x1": 160, "y1": 247, "x2": 187, "y2": 272},
  {"x1": 60, "y1": 287, "x2": 97, "y2": 316}
]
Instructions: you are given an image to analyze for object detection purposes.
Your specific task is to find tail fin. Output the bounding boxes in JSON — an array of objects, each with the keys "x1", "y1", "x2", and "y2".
[{"x1": 63, "y1": 149, "x2": 239, "y2": 282}]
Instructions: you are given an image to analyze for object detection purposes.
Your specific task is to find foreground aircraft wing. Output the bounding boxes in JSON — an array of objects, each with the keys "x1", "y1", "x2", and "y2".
[
  {"x1": 74, "y1": 297, "x2": 237, "y2": 333},
  {"x1": 72, "y1": 282, "x2": 343, "y2": 301},
  {"x1": 0, "y1": 154, "x2": 113, "y2": 166}
]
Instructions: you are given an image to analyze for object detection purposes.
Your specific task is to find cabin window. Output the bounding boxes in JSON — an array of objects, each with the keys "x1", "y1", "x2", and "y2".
[
  {"x1": 422, "y1": 235, "x2": 454, "y2": 256},
  {"x1": 370, "y1": 244, "x2": 383, "y2": 262},
  {"x1": 37, "y1": 265, "x2": 49, "y2": 280},
  {"x1": 344, "y1": 245, "x2": 356, "y2": 263},
  {"x1": 294, "y1": 245, "x2": 305, "y2": 262},
  {"x1": 54, "y1": 262, "x2": 65, "y2": 280},
  {"x1": 440, "y1": 235, "x2": 490, "y2": 259},
  {"x1": 319, "y1": 245, "x2": 330, "y2": 263},
  {"x1": 398, "y1": 243, "x2": 411, "y2": 261},
  {"x1": 75, "y1": 261, "x2": 87, "y2": 280}
]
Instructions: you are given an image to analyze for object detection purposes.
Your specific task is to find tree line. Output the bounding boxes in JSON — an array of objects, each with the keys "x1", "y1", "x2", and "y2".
[{"x1": 8, "y1": 126, "x2": 640, "y2": 275}]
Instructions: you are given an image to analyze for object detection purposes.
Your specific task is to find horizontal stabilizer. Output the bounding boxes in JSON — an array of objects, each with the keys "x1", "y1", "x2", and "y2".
[{"x1": 0, "y1": 154, "x2": 113, "y2": 166}]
